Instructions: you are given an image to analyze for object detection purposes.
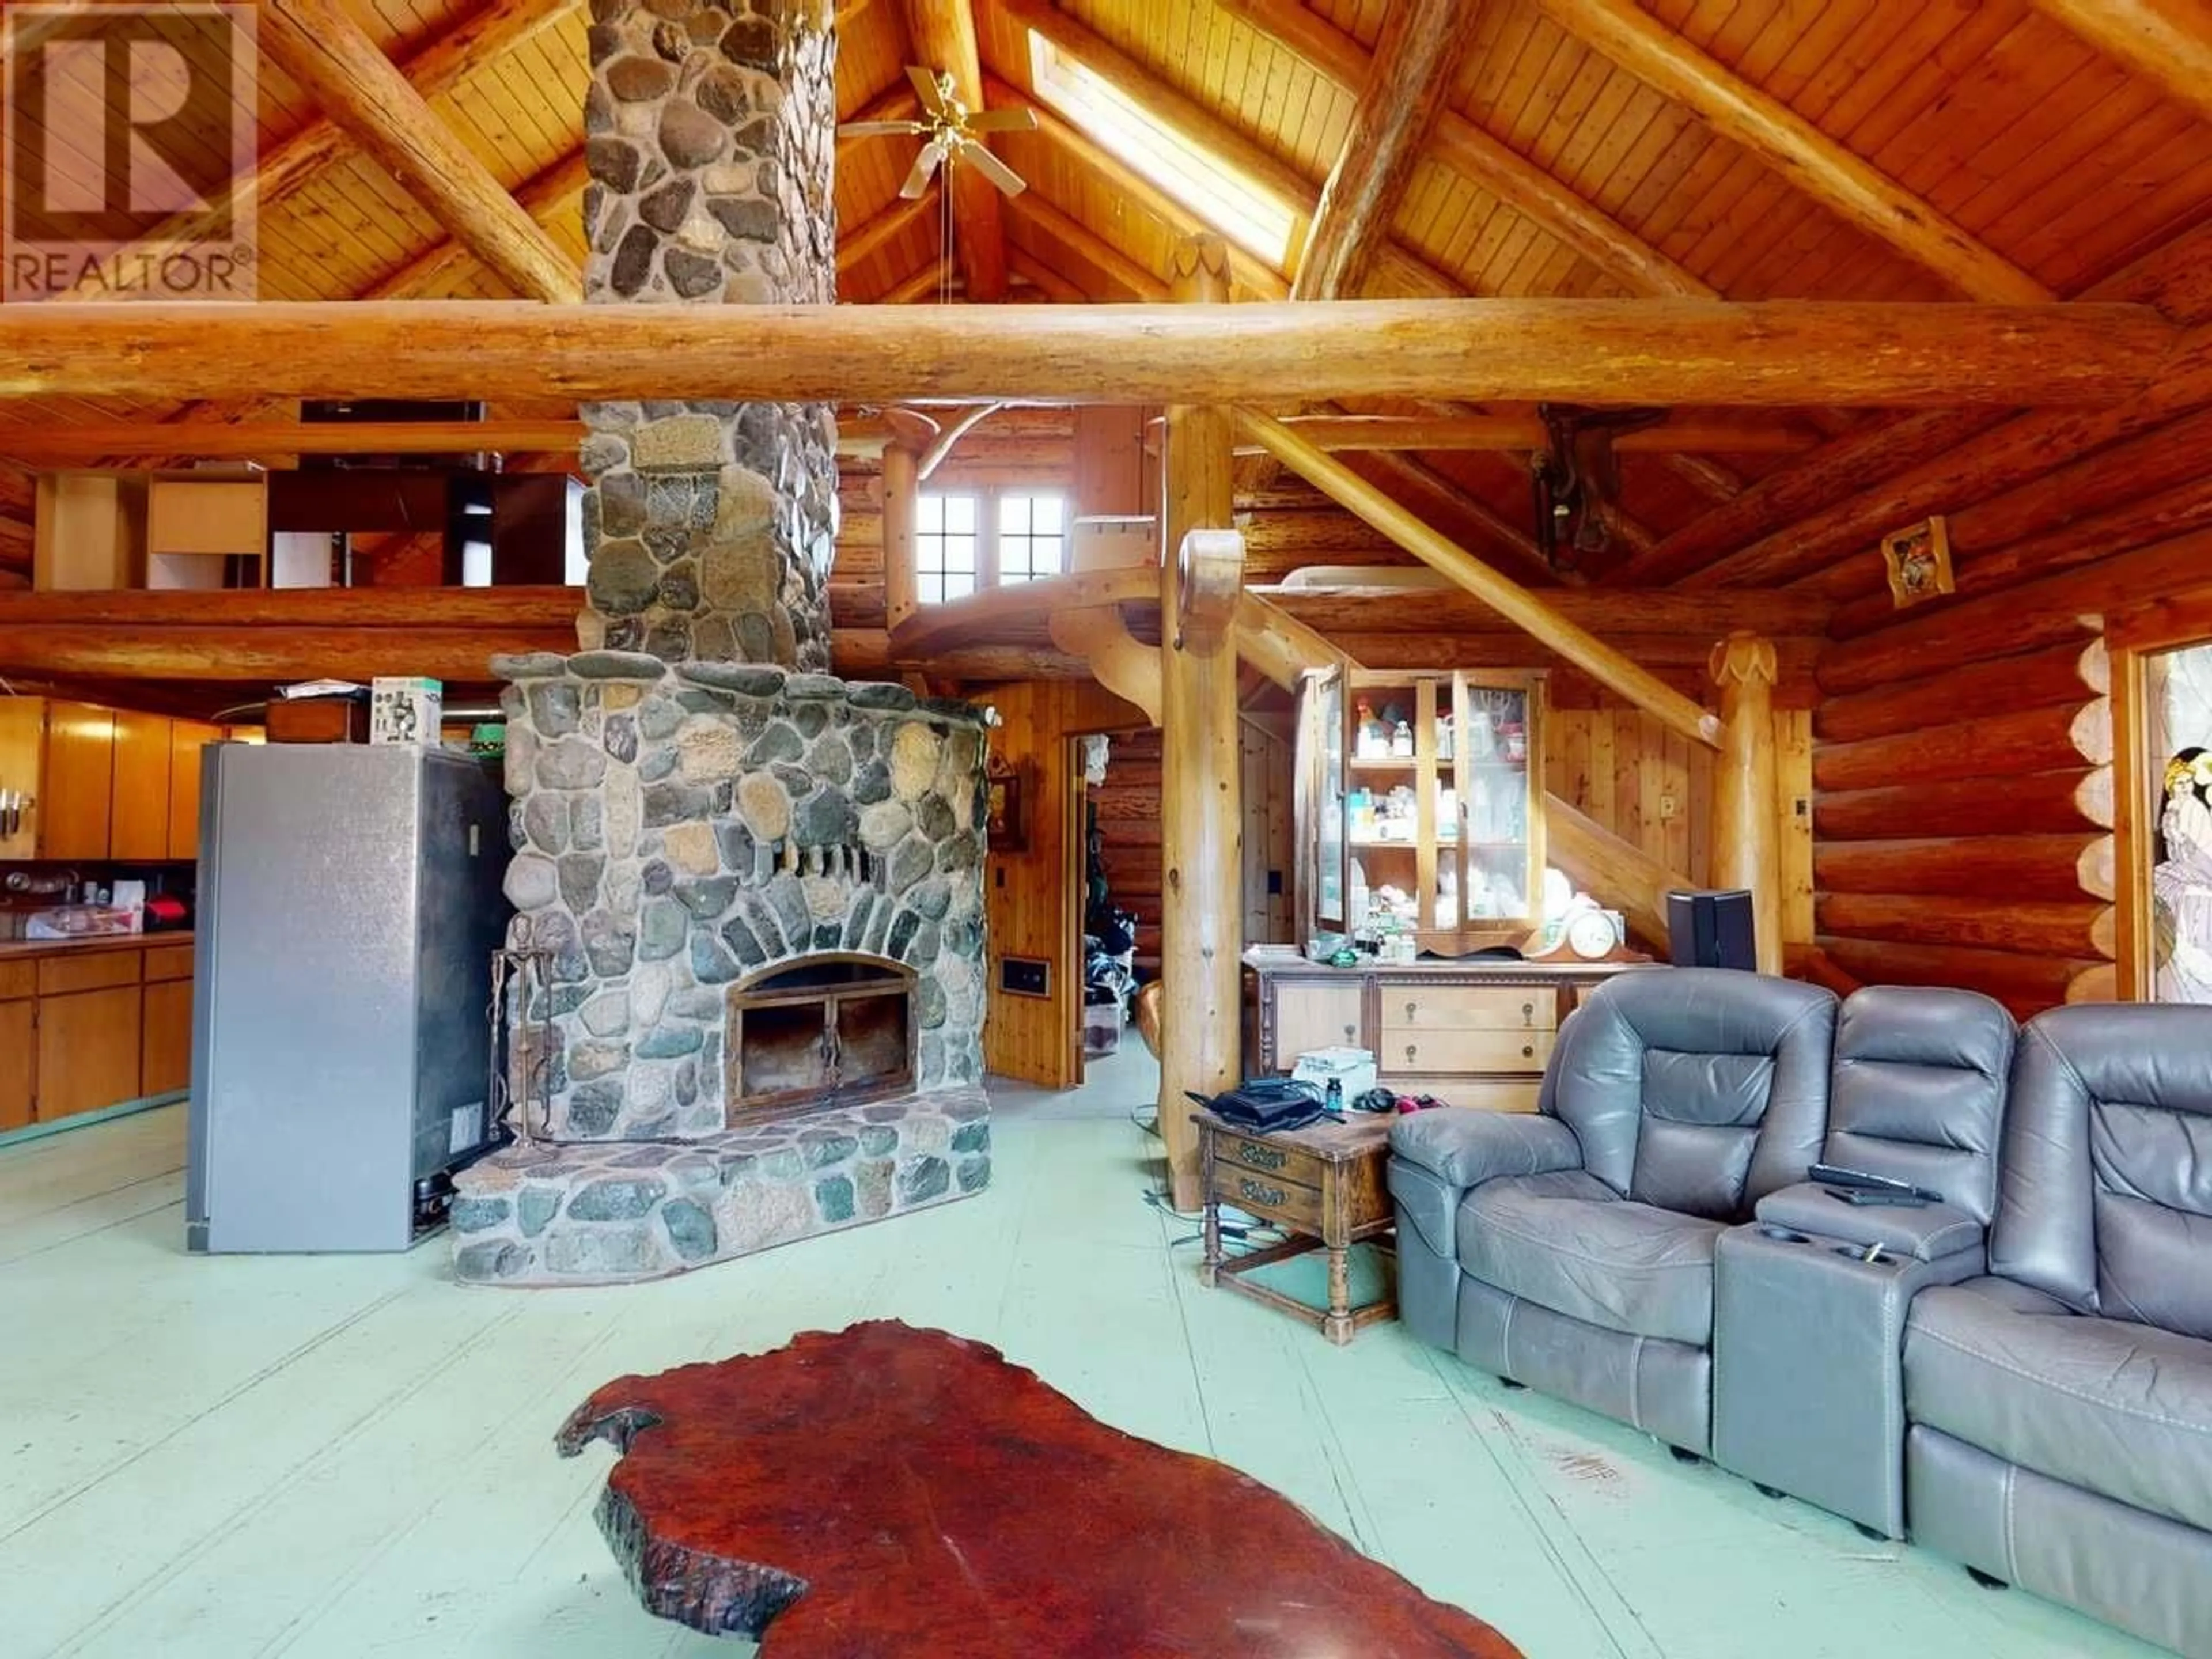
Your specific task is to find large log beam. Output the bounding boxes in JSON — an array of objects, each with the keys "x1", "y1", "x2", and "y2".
[
  {"x1": 902, "y1": 2, "x2": 1008, "y2": 301},
  {"x1": 1293, "y1": 0, "x2": 1468, "y2": 302},
  {"x1": 1814, "y1": 701, "x2": 2111, "y2": 794},
  {"x1": 1816, "y1": 770, "x2": 2115, "y2": 841},
  {"x1": 2028, "y1": 1, "x2": 2212, "y2": 130},
  {"x1": 1241, "y1": 408, "x2": 1722, "y2": 749},
  {"x1": 1816, "y1": 639, "x2": 2107, "y2": 745},
  {"x1": 1216, "y1": 0, "x2": 1715, "y2": 299},
  {"x1": 1248, "y1": 414, "x2": 1814, "y2": 455},
  {"x1": 1233, "y1": 590, "x2": 1361, "y2": 690},
  {"x1": 1535, "y1": 0, "x2": 2051, "y2": 304},
  {"x1": 1157, "y1": 235, "x2": 1242, "y2": 1215},
  {"x1": 257, "y1": 0, "x2": 581, "y2": 304},
  {"x1": 0, "y1": 300, "x2": 2176, "y2": 406}
]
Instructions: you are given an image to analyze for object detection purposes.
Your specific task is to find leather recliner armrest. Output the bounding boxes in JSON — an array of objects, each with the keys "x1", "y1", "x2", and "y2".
[
  {"x1": 1753, "y1": 1181, "x2": 1984, "y2": 1263},
  {"x1": 1389, "y1": 1107, "x2": 1584, "y2": 1190}
]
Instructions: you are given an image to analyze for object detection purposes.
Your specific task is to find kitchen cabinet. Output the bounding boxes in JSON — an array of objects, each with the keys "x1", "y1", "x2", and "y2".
[
  {"x1": 141, "y1": 978, "x2": 195, "y2": 1097},
  {"x1": 1296, "y1": 668, "x2": 1547, "y2": 955},
  {"x1": 41, "y1": 701, "x2": 116, "y2": 862},
  {"x1": 167, "y1": 719, "x2": 224, "y2": 861},
  {"x1": 37, "y1": 983, "x2": 144, "y2": 1121},
  {"x1": 111, "y1": 710, "x2": 173, "y2": 861},
  {"x1": 0, "y1": 938, "x2": 194, "y2": 1131},
  {"x1": 0, "y1": 997, "x2": 32, "y2": 1131}
]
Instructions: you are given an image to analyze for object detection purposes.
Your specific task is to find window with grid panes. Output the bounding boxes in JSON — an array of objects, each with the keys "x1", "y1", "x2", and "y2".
[
  {"x1": 998, "y1": 493, "x2": 1065, "y2": 582},
  {"x1": 916, "y1": 492, "x2": 979, "y2": 603}
]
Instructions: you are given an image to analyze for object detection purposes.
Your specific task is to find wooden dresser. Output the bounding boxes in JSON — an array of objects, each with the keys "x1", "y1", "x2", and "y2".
[{"x1": 1245, "y1": 952, "x2": 1651, "y2": 1112}]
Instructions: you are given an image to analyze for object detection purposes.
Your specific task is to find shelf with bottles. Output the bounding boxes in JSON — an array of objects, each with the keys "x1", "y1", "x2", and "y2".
[{"x1": 1349, "y1": 691, "x2": 1421, "y2": 766}]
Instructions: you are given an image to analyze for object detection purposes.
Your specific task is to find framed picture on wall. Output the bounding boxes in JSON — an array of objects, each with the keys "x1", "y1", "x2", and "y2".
[{"x1": 986, "y1": 756, "x2": 1025, "y2": 851}]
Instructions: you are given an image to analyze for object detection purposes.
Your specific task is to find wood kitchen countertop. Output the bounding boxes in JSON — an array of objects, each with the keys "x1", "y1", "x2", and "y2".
[{"x1": 0, "y1": 931, "x2": 194, "y2": 962}]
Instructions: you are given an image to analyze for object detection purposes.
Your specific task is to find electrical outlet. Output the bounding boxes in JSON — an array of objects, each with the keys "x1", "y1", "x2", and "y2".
[{"x1": 1659, "y1": 792, "x2": 1680, "y2": 819}]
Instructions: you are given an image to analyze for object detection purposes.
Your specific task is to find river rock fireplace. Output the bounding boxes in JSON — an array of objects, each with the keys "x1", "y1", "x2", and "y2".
[{"x1": 448, "y1": 0, "x2": 990, "y2": 1286}]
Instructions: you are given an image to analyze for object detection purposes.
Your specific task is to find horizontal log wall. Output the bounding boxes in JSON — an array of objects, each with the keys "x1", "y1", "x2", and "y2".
[
  {"x1": 1092, "y1": 726, "x2": 1163, "y2": 975},
  {"x1": 1807, "y1": 488, "x2": 2159, "y2": 1019}
]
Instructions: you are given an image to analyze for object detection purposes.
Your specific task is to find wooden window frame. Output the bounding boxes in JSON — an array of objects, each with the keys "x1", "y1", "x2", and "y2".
[
  {"x1": 2108, "y1": 585, "x2": 2212, "y2": 1001},
  {"x1": 916, "y1": 484, "x2": 1069, "y2": 602}
]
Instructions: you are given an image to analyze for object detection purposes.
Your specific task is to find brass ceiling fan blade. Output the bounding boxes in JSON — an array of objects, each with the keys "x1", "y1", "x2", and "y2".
[
  {"x1": 961, "y1": 142, "x2": 1028, "y2": 198},
  {"x1": 837, "y1": 119, "x2": 930, "y2": 138},
  {"x1": 966, "y1": 107, "x2": 1038, "y2": 134},
  {"x1": 906, "y1": 64, "x2": 952, "y2": 119},
  {"x1": 899, "y1": 138, "x2": 946, "y2": 200}
]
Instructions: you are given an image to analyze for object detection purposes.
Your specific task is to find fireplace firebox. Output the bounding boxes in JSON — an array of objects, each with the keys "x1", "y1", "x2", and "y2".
[{"x1": 728, "y1": 957, "x2": 917, "y2": 1120}]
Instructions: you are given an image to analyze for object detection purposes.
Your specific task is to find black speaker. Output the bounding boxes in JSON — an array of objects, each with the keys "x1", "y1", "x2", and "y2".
[{"x1": 1666, "y1": 889, "x2": 1757, "y2": 971}]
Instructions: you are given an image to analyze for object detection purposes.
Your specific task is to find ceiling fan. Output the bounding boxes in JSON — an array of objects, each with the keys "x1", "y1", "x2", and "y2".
[{"x1": 839, "y1": 66, "x2": 1037, "y2": 200}]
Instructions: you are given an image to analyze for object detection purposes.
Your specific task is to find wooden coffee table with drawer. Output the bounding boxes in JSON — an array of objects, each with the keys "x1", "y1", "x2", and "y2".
[{"x1": 1194, "y1": 1108, "x2": 1397, "y2": 1345}]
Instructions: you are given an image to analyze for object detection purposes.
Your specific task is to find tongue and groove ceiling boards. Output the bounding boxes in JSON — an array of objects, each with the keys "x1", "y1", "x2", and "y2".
[{"x1": 3, "y1": 0, "x2": 2212, "y2": 593}]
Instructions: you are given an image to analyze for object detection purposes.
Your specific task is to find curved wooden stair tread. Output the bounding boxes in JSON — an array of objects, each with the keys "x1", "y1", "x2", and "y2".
[{"x1": 885, "y1": 567, "x2": 1160, "y2": 661}]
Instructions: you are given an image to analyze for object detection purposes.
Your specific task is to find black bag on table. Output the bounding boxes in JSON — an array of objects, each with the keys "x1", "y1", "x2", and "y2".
[{"x1": 1186, "y1": 1077, "x2": 1330, "y2": 1134}]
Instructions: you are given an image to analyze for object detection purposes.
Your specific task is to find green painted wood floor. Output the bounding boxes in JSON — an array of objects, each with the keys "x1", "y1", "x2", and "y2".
[{"x1": 0, "y1": 1051, "x2": 2164, "y2": 1658}]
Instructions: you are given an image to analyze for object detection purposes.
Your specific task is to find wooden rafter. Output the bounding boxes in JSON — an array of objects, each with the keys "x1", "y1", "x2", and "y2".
[
  {"x1": 1240, "y1": 409, "x2": 1720, "y2": 748},
  {"x1": 1293, "y1": 0, "x2": 1468, "y2": 302},
  {"x1": 257, "y1": 0, "x2": 579, "y2": 304},
  {"x1": 2028, "y1": 1, "x2": 2212, "y2": 129},
  {"x1": 1238, "y1": 414, "x2": 1813, "y2": 455},
  {"x1": 994, "y1": 0, "x2": 1316, "y2": 252},
  {"x1": 53, "y1": 0, "x2": 582, "y2": 304},
  {"x1": 1003, "y1": 195, "x2": 1168, "y2": 300},
  {"x1": 365, "y1": 148, "x2": 588, "y2": 300},
  {"x1": 1217, "y1": 0, "x2": 1714, "y2": 299},
  {"x1": 1535, "y1": 0, "x2": 2052, "y2": 304},
  {"x1": 901, "y1": 1, "x2": 1009, "y2": 301},
  {"x1": 0, "y1": 300, "x2": 2176, "y2": 406},
  {"x1": 838, "y1": 188, "x2": 944, "y2": 287},
  {"x1": 984, "y1": 78, "x2": 1286, "y2": 298}
]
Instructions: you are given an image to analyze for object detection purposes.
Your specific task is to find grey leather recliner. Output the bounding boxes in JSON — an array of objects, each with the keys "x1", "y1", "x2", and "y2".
[
  {"x1": 1712, "y1": 985, "x2": 2014, "y2": 1537},
  {"x1": 1902, "y1": 1003, "x2": 2212, "y2": 1656},
  {"x1": 1389, "y1": 968, "x2": 1836, "y2": 1456}
]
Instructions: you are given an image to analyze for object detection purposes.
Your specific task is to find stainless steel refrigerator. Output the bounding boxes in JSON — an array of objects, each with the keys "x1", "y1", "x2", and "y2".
[{"x1": 187, "y1": 743, "x2": 510, "y2": 1252}]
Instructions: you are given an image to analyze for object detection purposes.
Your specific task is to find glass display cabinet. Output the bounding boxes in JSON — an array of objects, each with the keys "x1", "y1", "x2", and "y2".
[{"x1": 1297, "y1": 668, "x2": 1548, "y2": 954}]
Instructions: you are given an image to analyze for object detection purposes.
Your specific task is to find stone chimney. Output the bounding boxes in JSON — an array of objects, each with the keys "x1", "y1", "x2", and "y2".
[{"x1": 577, "y1": 0, "x2": 839, "y2": 669}]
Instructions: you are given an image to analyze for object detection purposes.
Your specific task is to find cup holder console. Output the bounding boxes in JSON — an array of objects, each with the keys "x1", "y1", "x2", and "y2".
[{"x1": 1758, "y1": 1226, "x2": 1812, "y2": 1244}]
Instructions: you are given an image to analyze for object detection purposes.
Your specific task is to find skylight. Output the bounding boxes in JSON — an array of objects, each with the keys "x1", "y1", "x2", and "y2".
[{"x1": 1027, "y1": 35, "x2": 1298, "y2": 271}]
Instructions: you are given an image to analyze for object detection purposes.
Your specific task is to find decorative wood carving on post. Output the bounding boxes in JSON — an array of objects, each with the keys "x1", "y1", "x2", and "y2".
[
  {"x1": 1158, "y1": 233, "x2": 1243, "y2": 1211},
  {"x1": 1709, "y1": 631, "x2": 1783, "y2": 972}
]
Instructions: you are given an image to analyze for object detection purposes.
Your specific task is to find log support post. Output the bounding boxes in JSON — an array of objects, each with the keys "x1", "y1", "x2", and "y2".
[
  {"x1": 1158, "y1": 234, "x2": 1242, "y2": 1211},
  {"x1": 882, "y1": 441, "x2": 919, "y2": 633},
  {"x1": 1709, "y1": 632, "x2": 1783, "y2": 973}
]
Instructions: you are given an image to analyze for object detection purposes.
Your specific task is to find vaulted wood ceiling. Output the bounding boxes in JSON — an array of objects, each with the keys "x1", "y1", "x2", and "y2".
[{"x1": 5, "y1": 0, "x2": 2212, "y2": 592}]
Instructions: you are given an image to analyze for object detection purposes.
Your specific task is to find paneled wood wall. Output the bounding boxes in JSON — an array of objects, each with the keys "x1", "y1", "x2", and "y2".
[
  {"x1": 981, "y1": 678, "x2": 1147, "y2": 1088},
  {"x1": 1546, "y1": 701, "x2": 1815, "y2": 949},
  {"x1": 1240, "y1": 718, "x2": 1296, "y2": 946}
]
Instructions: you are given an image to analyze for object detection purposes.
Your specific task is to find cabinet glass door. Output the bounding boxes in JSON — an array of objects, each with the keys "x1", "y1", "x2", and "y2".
[
  {"x1": 1313, "y1": 669, "x2": 1345, "y2": 930},
  {"x1": 1458, "y1": 676, "x2": 1535, "y2": 923}
]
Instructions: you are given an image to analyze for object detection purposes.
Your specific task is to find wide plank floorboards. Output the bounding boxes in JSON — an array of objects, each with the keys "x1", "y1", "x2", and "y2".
[{"x1": 0, "y1": 1051, "x2": 2162, "y2": 1657}]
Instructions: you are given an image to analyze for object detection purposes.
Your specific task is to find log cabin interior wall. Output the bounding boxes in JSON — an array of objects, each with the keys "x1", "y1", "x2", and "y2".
[{"x1": 5, "y1": 0, "x2": 2212, "y2": 1038}]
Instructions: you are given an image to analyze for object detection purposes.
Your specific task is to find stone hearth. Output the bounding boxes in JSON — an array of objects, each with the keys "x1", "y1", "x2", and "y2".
[
  {"x1": 452, "y1": 0, "x2": 992, "y2": 1287},
  {"x1": 452, "y1": 1087, "x2": 989, "y2": 1285}
]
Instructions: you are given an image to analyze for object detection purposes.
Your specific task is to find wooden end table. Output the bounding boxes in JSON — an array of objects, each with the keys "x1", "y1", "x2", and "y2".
[{"x1": 1194, "y1": 1108, "x2": 1396, "y2": 1344}]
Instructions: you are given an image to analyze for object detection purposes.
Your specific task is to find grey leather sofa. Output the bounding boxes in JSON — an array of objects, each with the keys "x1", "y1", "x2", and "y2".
[
  {"x1": 1902, "y1": 1003, "x2": 2212, "y2": 1656},
  {"x1": 1388, "y1": 968, "x2": 1836, "y2": 1456},
  {"x1": 1712, "y1": 985, "x2": 2014, "y2": 1538}
]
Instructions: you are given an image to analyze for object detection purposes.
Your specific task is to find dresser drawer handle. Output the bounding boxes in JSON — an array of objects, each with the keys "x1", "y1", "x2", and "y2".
[
  {"x1": 1522, "y1": 1042, "x2": 1535, "y2": 1059},
  {"x1": 1343, "y1": 1022, "x2": 1357, "y2": 1040},
  {"x1": 1236, "y1": 1142, "x2": 1287, "y2": 1172},
  {"x1": 1406, "y1": 999, "x2": 1416, "y2": 1021},
  {"x1": 1522, "y1": 1001, "x2": 1535, "y2": 1022},
  {"x1": 1406, "y1": 1043, "x2": 1418, "y2": 1066},
  {"x1": 1238, "y1": 1177, "x2": 1286, "y2": 1208}
]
